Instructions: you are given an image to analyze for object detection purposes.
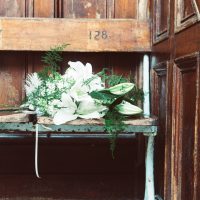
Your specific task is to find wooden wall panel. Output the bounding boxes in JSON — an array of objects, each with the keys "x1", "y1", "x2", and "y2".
[
  {"x1": 62, "y1": 0, "x2": 107, "y2": 18},
  {"x1": 0, "y1": 0, "x2": 150, "y2": 19},
  {"x1": 0, "y1": 0, "x2": 25, "y2": 17},
  {"x1": 138, "y1": 0, "x2": 150, "y2": 20},
  {"x1": 172, "y1": 53, "x2": 199, "y2": 200},
  {"x1": 152, "y1": 0, "x2": 200, "y2": 199},
  {"x1": 152, "y1": 62, "x2": 169, "y2": 198},
  {"x1": 33, "y1": 0, "x2": 55, "y2": 18},
  {"x1": 114, "y1": 0, "x2": 137, "y2": 18},
  {"x1": 153, "y1": 0, "x2": 170, "y2": 43},
  {"x1": 175, "y1": 0, "x2": 200, "y2": 32},
  {"x1": 0, "y1": 52, "x2": 25, "y2": 107}
]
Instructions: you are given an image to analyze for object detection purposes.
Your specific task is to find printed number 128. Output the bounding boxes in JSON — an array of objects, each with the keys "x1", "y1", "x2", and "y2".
[{"x1": 89, "y1": 31, "x2": 108, "y2": 40}]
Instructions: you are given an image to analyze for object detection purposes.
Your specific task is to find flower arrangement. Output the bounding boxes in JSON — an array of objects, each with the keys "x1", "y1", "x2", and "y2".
[{"x1": 21, "y1": 45, "x2": 143, "y2": 157}]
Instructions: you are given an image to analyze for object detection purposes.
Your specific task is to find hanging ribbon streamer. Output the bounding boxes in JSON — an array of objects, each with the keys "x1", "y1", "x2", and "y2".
[{"x1": 35, "y1": 124, "x2": 41, "y2": 179}]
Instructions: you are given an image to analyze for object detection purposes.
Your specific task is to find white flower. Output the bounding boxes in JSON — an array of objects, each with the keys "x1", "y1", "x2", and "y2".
[
  {"x1": 53, "y1": 93, "x2": 77, "y2": 125},
  {"x1": 25, "y1": 73, "x2": 42, "y2": 95},
  {"x1": 87, "y1": 76, "x2": 105, "y2": 92},
  {"x1": 69, "y1": 81, "x2": 89, "y2": 102},
  {"x1": 46, "y1": 82, "x2": 56, "y2": 91},
  {"x1": 77, "y1": 98, "x2": 107, "y2": 119},
  {"x1": 47, "y1": 99, "x2": 63, "y2": 116},
  {"x1": 64, "y1": 61, "x2": 93, "y2": 82},
  {"x1": 53, "y1": 108, "x2": 78, "y2": 125},
  {"x1": 60, "y1": 93, "x2": 77, "y2": 111},
  {"x1": 53, "y1": 93, "x2": 107, "y2": 125}
]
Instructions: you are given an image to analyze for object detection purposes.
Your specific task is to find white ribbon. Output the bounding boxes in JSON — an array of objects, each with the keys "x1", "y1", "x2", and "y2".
[{"x1": 35, "y1": 124, "x2": 41, "y2": 178}]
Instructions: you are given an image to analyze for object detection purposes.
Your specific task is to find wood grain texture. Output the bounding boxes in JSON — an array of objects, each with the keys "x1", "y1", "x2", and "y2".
[
  {"x1": 152, "y1": 0, "x2": 170, "y2": 44},
  {"x1": 172, "y1": 53, "x2": 199, "y2": 200},
  {"x1": 0, "y1": 0, "x2": 25, "y2": 17},
  {"x1": 0, "y1": 113, "x2": 30, "y2": 122},
  {"x1": 175, "y1": 0, "x2": 200, "y2": 32},
  {"x1": 0, "y1": 52, "x2": 25, "y2": 107},
  {"x1": 37, "y1": 116, "x2": 157, "y2": 126},
  {"x1": 138, "y1": 0, "x2": 150, "y2": 20},
  {"x1": 62, "y1": 0, "x2": 107, "y2": 18},
  {"x1": 114, "y1": 0, "x2": 137, "y2": 18},
  {"x1": 0, "y1": 18, "x2": 151, "y2": 52},
  {"x1": 151, "y1": 1, "x2": 200, "y2": 199},
  {"x1": 152, "y1": 62, "x2": 168, "y2": 198},
  {"x1": 33, "y1": 0, "x2": 55, "y2": 17}
]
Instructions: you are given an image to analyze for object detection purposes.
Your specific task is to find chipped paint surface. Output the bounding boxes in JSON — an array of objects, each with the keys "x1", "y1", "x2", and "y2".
[
  {"x1": 0, "y1": 72, "x2": 20, "y2": 106},
  {"x1": 84, "y1": 1, "x2": 92, "y2": 9}
]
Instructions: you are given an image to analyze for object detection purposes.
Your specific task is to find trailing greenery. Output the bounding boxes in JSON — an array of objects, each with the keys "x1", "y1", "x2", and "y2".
[{"x1": 104, "y1": 109, "x2": 127, "y2": 159}]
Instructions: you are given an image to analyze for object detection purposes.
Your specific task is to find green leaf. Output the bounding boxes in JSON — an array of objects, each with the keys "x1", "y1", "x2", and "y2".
[
  {"x1": 90, "y1": 91, "x2": 118, "y2": 105},
  {"x1": 39, "y1": 44, "x2": 68, "y2": 79},
  {"x1": 104, "y1": 110, "x2": 127, "y2": 159}
]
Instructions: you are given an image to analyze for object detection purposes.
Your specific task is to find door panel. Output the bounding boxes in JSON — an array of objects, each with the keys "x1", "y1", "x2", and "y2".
[
  {"x1": 175, "y1": 0, "x2": 200, "y2": 32},
  {"x1": 172, "y1": 54, "x2": 199, "y2": 200},
  {"x1": 153, "y1": 0, "x2": 170, "y2": 43},
  {"x1": 151, "y1": 0, "x2": 200, "y2": 199},
  {"x1": 152, "y1": 62, "x2": 168, "y2": 198}
]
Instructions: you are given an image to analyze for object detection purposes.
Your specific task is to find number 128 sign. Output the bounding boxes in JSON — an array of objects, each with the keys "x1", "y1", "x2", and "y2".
[{"x1": 89, "y1": 31, "x2": 109, "y2": 40}]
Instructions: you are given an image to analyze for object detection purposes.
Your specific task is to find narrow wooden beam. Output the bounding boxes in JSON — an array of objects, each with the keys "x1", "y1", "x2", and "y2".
[
  {"x1": 0, "y1": 18, "x2": 150, "y2": 52},
  {"x1": 0, "y1": 113, "x2": 30, "y2": 123}
]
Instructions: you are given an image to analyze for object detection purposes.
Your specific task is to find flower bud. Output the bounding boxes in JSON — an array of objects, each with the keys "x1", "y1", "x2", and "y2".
[
  {"x1": 108, "y1": 83, "x2": 134, "y2": 95},
  {"x1": 116, "y1": 101, "x2": 142, "y2": 115}
]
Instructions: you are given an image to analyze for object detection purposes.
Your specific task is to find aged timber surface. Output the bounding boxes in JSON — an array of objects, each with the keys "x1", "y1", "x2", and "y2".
[
  {"x1": 0, "y1": 18, "x2": 150, "y2": 52},
  {"x1": 0, "y1": 113, "x2": 30, "y2": 123},
  {"x1": 0, "y1": 112, "x2": 157, "y2": 134},
  {"x1": 37, "y1": 116, "x2": 157, "y2": 126}
]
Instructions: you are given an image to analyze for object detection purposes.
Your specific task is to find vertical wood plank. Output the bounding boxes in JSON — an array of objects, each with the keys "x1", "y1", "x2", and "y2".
[
  {"x1": 114, "y1": 0, "x2": 137, "y2": 19},
  {"x1": 106, "y1": 0, "x2": 115, "y2": 18},
  {"x1": 0, "y1": 0, "x2": 25, "y2": 17},
  {"x1": 138, "y1": 0, "x2": 149, "y2": 20},
  {"x1": 0, "y1": 53, "x2": 25, "y2": 107},
  {"x1": 25, "y1": 0, "x2": 34, "y2": 17},
  {"x1": 62, "y1": 0, "x2": 107, "y2": 18},
  {"x1": 33, "y1": 0, "x2": 55, "y2": 17}
]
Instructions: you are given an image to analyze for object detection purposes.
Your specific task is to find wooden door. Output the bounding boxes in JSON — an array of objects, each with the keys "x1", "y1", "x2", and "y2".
[{"x1": 151, "y1": 0, "x2": 200, "y2": 199}]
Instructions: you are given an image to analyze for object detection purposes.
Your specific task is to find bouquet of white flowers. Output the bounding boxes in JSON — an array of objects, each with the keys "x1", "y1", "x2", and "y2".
[
  {"x1": 21, "y1": 45, "x2": 143, "y2": 157},
  {"x1": 22, "y1": 60, "x2": 142, "y2": 124}
]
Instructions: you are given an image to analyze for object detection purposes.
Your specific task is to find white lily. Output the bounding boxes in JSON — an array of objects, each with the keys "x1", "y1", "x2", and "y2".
[
  {"x1": 69, "y1": 81, "x2": 90, "y2": 102},
  {"x1": 77, "y1": 98, "x2": 107, "y2": 119},
  {"x1": 53, "y1": 108, "x2": 78, "y2": 125},
  {"x1": 53, "y1": 93, "x2": 77, "y2": 125},
  {"x1": 64, "y1": 61, "x2": 93, "y2": 82},
  {"x1": 87, "y1": 75, "x2": 105, "y2": 92}
]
